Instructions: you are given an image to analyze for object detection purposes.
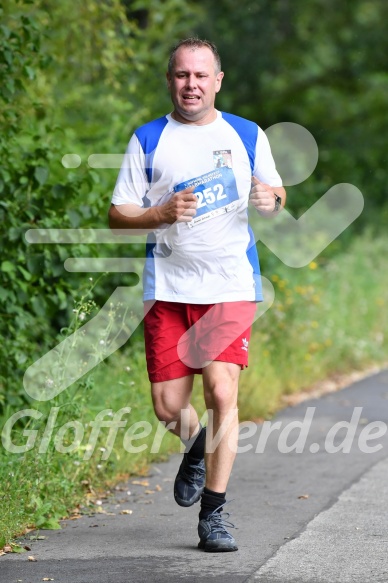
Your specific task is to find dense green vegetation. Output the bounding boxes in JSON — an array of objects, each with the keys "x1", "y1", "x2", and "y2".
[
  {"x1": 1, "y1": 0, "x2": 387, "y2": 546},
  {"x1": 199, "y1": 0, "x2": 388, "y2": 221}
]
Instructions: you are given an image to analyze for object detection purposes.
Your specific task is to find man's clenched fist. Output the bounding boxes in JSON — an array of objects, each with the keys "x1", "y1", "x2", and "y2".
[
  {"x1": 161, "y1": 186, "x2": 198, "y2": 224},
  {"x1": 249, "y1": 176, "x2": 281, "y2": 214}
]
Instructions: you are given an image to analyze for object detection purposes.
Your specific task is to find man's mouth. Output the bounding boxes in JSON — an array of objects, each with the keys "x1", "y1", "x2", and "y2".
[{"x1": 182, "y1": 94, "x2": 200, "y2": 101}]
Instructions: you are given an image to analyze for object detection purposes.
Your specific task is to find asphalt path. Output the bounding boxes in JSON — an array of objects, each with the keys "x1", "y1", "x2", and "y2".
[{"x1": 2, "y1": 369, "x2": 388, "y2": 583}]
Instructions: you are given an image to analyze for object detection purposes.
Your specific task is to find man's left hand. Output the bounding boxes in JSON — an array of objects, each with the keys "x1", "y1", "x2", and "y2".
[{"x1": 249, "y1": 176, "x2": 279, "y2": 213}]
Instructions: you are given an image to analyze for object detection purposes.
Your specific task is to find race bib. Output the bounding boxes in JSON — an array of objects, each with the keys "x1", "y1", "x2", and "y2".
[{"x1": 174, "y1": 167, "x2": 239, "y2": 228}]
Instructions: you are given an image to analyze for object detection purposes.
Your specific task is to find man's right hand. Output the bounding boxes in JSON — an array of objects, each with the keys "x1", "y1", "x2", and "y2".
[
  {"x1": 159, "y1": 187, "x2": 197, "y2": 224},
  {"x1": 108, "y1": 186, "x2": 197, "y2": 232}
]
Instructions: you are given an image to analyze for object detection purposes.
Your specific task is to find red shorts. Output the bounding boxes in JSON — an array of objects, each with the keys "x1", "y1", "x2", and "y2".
[{"x1": 143, "y1": 300, "x2": 257, "y2": 383}]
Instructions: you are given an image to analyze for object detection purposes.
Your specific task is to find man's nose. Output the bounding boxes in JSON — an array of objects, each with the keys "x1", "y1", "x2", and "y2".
[{"x1": 185, "y1": 74, "x2": 197, "y2": 88}]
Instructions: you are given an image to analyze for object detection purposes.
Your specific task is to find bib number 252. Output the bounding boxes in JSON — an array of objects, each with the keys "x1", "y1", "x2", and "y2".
[{"x1": 196, "y1": 183, "x2": 226, "y2": 208}]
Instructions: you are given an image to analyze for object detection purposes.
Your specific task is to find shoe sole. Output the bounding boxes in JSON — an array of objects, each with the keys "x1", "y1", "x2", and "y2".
[
  {"x1": 198, "y1": 540, "x2": 238, "y2": 552},
  {"x1": 174, "y1": 485, "x2": 204, "y2": 507}
]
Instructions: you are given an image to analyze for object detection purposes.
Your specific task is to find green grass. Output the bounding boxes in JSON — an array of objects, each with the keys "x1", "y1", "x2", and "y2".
[
  {"x1": 240, "y1": 232, "x2": 388, "y2": 418},
  {"x1": 1, "y1": 231, "x2": 387, "y2": 547}
]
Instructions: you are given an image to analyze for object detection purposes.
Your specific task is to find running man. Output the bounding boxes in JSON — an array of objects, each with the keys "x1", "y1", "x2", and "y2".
[{"x1": 109, "y1": 37, "x2": 285, "y2": 552}]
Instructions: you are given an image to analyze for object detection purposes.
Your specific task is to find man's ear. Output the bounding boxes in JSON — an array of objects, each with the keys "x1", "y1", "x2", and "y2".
[
  {"x1": 166, "y1": 72, "x2": 171, "y2": 89},
  {"x1": 215, "y1": 71, "x2": 224, "y2": 93}
]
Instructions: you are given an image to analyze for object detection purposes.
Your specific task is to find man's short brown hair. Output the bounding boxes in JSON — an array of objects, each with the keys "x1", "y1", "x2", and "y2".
[{"x1": 168, "y1": 38, "x2": 222, "y2": 74}]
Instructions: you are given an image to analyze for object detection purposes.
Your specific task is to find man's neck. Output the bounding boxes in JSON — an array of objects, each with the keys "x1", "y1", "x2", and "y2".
[{"x1": 171, "y1": 109, "x2": 218, "y2": 126}]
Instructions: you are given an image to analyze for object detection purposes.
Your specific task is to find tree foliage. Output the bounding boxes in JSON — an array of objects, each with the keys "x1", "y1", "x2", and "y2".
[
  {"x1": 0, "y1": 0, "x2": 200, "y2": 410},
  {"x1": 196, "y1": 0, "x2": 388, "y2": 220},
  {"x1": 0, "y1": 4, "x2": 99, "y2": 409}
]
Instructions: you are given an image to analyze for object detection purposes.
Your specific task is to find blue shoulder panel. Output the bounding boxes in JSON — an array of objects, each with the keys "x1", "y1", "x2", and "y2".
[
  {"x1": 221, "y1": 112, "x2": 258, "y2": 173},
  {"x1": 135, "y1": 116, "x2": 169, "y2": 184}
]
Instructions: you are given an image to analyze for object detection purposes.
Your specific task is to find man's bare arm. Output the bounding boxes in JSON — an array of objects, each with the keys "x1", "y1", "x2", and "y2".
[{"x1": 108, "y1": 187, "x2": 197, "y2": 231}]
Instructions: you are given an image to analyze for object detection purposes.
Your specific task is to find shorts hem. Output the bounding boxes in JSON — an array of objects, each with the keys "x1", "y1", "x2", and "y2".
[{"x1": 148, "y1": 368, "x2": 202, "y2": 383}]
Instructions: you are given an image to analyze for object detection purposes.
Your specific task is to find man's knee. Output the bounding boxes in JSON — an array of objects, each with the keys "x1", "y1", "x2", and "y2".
[
  {"x1": 204, "y1": 382, "x2": 238, "y2": 413},
  {"x1": 151, "y1": 381, "x2": 190, "y2": 424},
  {"x1": 152, "y1": 396, "x2": 182, "y2": 424},
  {"x1": 203, "y1": 362, "x2": 240, "y2": 412},
  {"x1": 151, "y1": 376, "x2": 194, "y2": 429}
]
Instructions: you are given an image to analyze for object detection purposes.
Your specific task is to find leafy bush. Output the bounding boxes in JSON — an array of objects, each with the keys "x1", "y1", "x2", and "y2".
[
  {"x1": 0, "y1": 6, "x2": 102, "y2": 409},
  {"x1": 0, "y1": 0, "x2": 199, "y2": 409}
]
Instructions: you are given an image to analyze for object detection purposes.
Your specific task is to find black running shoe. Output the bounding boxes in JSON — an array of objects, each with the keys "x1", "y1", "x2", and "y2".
[
  {"x1": 198, "y1": 505, "x2": 238, "y2": 552},
  {"x1": 174, "y1": 454, "x2": 205, "y2": 507}
]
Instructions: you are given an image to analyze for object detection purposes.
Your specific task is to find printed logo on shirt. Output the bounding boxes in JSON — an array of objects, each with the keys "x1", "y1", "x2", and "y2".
[
  {"x1": 213, "y1": 150, "x2": 232, "y2": 169},
  {"x1": 241, "y1": 338, "x2": 249, "y2": 351},
  {"x1": 174, "y1": 167, "x2": 239, "y2": 229}
]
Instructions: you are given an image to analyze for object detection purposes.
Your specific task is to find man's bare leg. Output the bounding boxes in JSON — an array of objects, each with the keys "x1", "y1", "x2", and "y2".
[
  {"x1": 202, "y1": 361, "x2": 240, "y2": 492},
  {"x1": 151, "y1": 375, "x2": 199, "y2": 439},
  {"x1": 152, "y1": 375, "x2": 206, "y2": 507}
]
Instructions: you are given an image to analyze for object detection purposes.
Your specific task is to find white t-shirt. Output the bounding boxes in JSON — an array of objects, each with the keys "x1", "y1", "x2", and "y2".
[{"x1": 112, "y1": 110, "x2": 282, "y2": 303}]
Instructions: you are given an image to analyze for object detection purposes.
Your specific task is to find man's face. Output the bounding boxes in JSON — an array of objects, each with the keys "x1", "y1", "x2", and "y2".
[{"x1": 166, "y1": 46, "x2": 224, "y2": 125}]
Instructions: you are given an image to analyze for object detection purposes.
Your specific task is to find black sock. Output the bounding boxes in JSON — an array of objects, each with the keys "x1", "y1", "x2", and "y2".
[
  {"x1": 182, "y1": 425, "x2": 206, "y2": 460},
  {"x1": 199, "y1": 487, "x2": 226, "y2": 520}
]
